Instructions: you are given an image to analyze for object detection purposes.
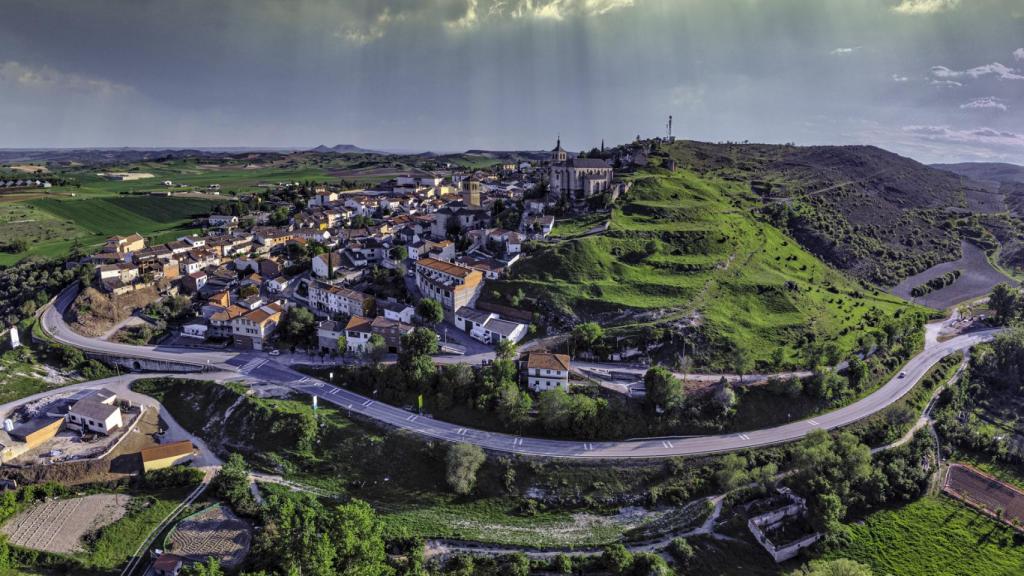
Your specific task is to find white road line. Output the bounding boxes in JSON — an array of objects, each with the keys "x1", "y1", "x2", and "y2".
[
  {"x1": 662, "y1": 440, "x2": 674, "y2": 448},
  {"x1": 362, "y1": 399, "x2": 374, "y2": 407},
  {"x1": 406, "y1": 415, "x2": 418, "y2": 422},
  {"x1": 738, "y1": 433, "x2": 750, "y2": 440},
  {"x1": 807, "y1": 419, "x2": 819, "y2": 426}
]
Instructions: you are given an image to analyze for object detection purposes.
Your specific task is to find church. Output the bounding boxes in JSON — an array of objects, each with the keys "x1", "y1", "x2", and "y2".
[{"x1": 547, "y1": 137, "x2": 613, "y2": 200}]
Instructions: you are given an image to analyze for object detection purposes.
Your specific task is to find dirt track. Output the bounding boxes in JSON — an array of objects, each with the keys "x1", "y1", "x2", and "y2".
[{"x1": 891, "y1": 241, "x2": 1016, "y2": 309}]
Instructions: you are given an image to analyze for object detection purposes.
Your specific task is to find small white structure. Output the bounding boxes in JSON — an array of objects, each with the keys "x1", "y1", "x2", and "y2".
[
  {"x1": 344, "y1": 316, "x2": 372, "y2": 353},
  {"x1": 181, "y1": 319, "x2": 209, "y2": 340},
  {"x1": 454, "y1": 307, "x2": 527, "y2": 345}
]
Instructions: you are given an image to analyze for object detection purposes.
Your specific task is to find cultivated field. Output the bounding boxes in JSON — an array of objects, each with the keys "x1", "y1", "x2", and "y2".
[
  {"x1": 890, "y1": 240, "x2": 1015, "y2": 309},
  {"x1": 0, "y1": 494, "x2": 130, "y2": 554},
  {"x1": 944, "y1": 463, "x2": 1024, "y2": 527},
  {"x1": 165, "y1": 504, "x2": 251, "y2": 568}
]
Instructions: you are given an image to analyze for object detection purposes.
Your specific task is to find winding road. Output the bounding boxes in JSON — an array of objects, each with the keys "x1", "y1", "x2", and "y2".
[{"x1": 40, "y1": 286, "x2": 999, "y2": 459}]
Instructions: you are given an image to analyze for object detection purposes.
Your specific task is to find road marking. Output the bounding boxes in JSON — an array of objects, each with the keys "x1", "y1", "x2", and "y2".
[
  {"x1": 362, "y1": 399, "x2": 374, "y2": 407},
  {"x1": 312, "y1": 382, "x2": 324, "y2": 388},
  {"x1": 329, "y1": 387, "x2": 340, "y2": 394},
  {"x1": 512, "y1": 437, "x2": 523, "y2": 447},
  {"x1": 807, "y1": 419, "x2": 819, "y2": 426},
  {"x1": 582, "y1": 443, "x2": 594, "y2": 451},
  {"x1": 456, "y1": 428, "x2": 468, "y2": 436},
  {"x1": 662, "y1": 440, "x2": 674, "y2": 448},
  {"x1": 406, "y1": 415, "x2": 418, "y2": 422},
  {"x1": 738, "y1": 433, "x2": 750, "y2": 440}
]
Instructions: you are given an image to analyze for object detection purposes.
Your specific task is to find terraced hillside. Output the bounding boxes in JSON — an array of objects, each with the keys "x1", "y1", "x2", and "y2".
[
  {"x1": 660, "y1": 141, "x2": 980, "y2": 287},
  {"x1": 486, "y1": 168, "x2": 917, "y2": 369}
]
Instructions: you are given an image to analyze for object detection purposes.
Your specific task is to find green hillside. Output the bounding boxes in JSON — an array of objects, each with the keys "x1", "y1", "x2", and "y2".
[{"x1": 486, "y1": 167, "x2": 919, "y2": 369}]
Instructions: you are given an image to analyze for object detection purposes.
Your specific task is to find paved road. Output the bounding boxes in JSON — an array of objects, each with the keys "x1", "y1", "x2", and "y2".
[{"x1": 40, "y1": 285, "x2": 1000, "y2": 459}]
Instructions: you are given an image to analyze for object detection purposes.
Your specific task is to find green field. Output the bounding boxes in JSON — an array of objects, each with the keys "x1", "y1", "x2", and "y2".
[
  {"x1": 824, "y1": 496, "x2": 1024, "y2": 576},
  {"x1": 0, "y1": 195, "x2": 219, "y2": 265},
  {"x1": 488, "y1": 169, "x2": 920, "y2": 368}
]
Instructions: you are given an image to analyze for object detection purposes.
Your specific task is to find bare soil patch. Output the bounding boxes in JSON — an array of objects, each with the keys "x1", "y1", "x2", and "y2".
[
  {"x1": 944, "y1": 463, "x2": 1024, "y2": 528},
  {"x1": 68, "y1": 286, "x2": 159, "y2": 337},
  {"x1": 0, "y1": 494, "x2": 130, "y2": 554},
  {"x1": 166, "y1": 504, "x2": 251, "y2": 568},
  {"x1": 890, "y1": 241, "x2": 1015, "y2": 309}
]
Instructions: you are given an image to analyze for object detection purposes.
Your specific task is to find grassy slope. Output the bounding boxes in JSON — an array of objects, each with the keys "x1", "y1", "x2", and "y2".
[
  {"x1": 824, "y1": 496, "x2": 1024, "y2": 576},
  {"x1": 492, "y1": 168, "x2": 917, "y2": 368}
]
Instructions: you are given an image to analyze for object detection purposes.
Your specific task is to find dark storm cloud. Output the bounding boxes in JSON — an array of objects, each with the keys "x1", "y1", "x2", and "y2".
[{"x1": 0, "y1": 0, "x2": 1022, "y2": 163}]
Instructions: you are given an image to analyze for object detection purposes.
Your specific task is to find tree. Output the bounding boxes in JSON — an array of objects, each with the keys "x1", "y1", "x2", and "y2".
[
  {"x1": 336, "y1": 335, "x2": 347, "y2": 356},
  {"x1": 846, "y1": 356, "x2": 867, "y2": 390},
  {"x1": 182, "y1": 558, "x2": 224, "y2": 576},
  {"x1": 714, "y1": 453, "x2": 749, "y2": 491},
  {"x1": 446, "y1": 443, "x2": 486, "y2": 495},
  {"x1": 600, "y1": 543, "x2": 633, "y2": 574},
  {"x1": 326, "y1": 499, "x2": 390, "y2": 575},
  {"x1": 367, "y1": 333, "x2": 387, "y2": 364},
  {"x1": 990, "y1": 283, "x2": 1019, "y2": 325},
  {"x1": 667, "y1": 537, "x2": 694, "y2": 566},
  {"x1": 495, "y1": 338, "x2": 517, "y2": 362},
  {"x1": 182, "y1": 557, "x2": 224, "y2": 576},
  {"x1": 537, "y1": 388, "x2": 573, "y2": 434},
  {"x1": 390, "y1": 245, "x2": 408, "y2": 261},
  {"x1": 280, "y1": 306, "x2": 316, "y2": 347},
  {"x1": 791, "y1": 558, "x2": 873, "y2": 576},
  {"x1": 572, "y1": 322, "x2": 604, "y2": 353},
  {"x1": 496, "y1": 381, "x2": 533, "y2": 428},
  {"x1": 211, "y1": 453, "x2": 253, "y2": 513},
  {"x1": 644, "y1": 366, "x2": 683, "y2": 412},
  {"x1": 400, "y1": 327, "x2": 439, "y2": 365},
  {"x1": 733, "y1": 346, "x2": 754, "y2": 383},
  {"x1": 416, "y1": 298, "x2": 444, "y2": 327}
]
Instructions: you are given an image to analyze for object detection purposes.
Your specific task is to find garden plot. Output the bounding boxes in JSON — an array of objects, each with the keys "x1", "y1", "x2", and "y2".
[
  {"x1": 165, "y1": 504, "x2": 251, "y2": 568},
  {"x1": 944, "y1": 464, "x2": 1024, "y2": 527},
  {"x1": 0, "y1": 494, "x2": 130, "y2": 554},
  {"x1": 890, "y1": 240, "x2": 1015, "y2": 309}
]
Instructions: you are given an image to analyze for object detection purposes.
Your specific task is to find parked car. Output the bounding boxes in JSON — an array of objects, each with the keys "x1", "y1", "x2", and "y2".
[{"x1": 269, "y1": 349, "x2": 281, "y2": 356}]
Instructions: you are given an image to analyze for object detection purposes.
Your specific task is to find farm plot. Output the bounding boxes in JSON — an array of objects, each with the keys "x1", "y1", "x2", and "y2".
[
  {"x1": 890, "y1": 240, "x2": 1015, "y2": 309},
  {"x1": 165, "y1": 504, "x2": 251, "y2": 568},
  {"x1": 0, "y1": 494, "x2": 129, "y2": 554},
  {"x1": 944, "y1": 463, "x2": 1024, "y2": 527}
]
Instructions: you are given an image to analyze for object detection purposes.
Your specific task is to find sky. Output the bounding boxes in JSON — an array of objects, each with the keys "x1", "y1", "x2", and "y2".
[{"x1": 1, "y1": 0, "x2": 1022, "y2": 164}]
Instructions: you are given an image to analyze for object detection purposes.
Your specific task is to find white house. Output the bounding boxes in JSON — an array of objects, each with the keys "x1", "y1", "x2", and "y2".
[
  {"x1": 345, "y1": 315, "x2": 373, "y2": 354},
  {"x1": 181, "y1": 318, "x2": 209, "y2": 339},
  {"x1": 67, "y1": 394, "x2": 122, "y2": 435},
  {"x1": 525, "y1": 353, "x2": 571, "y2": 392},
  {"x1": 454, "y1": 307, "x2": 527, "y2": 345},
  {"x1": 380, "y1": 301, "x2": 415, "y2": 324},
  {"x1": 208, "y1": 214, "x2": 239, "y2": 227}
]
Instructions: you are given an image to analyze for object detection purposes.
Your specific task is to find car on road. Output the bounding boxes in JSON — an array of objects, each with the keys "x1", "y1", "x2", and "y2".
[
  {"x1": 269, "y1": 349, "x2": 281, "y2": 356},
  {"x1": 898, "y1": 371, "x2": 906, "y2": 378}
]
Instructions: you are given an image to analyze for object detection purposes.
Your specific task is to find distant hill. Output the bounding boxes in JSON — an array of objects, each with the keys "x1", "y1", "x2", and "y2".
[
  {"x1": 307, "y1": 144, "x2": 381, "y2": 155},
  {"x1": 933, "y1": 162, "x2": 1024, "y2": 184},
  {"x1": 657, "y1": 141, "x2": 986, "y2": 286}
]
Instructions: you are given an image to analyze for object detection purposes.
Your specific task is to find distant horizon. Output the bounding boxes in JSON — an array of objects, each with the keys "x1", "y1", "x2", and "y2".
[
  {"x1": 2, "y1": 1, "x2": 1022, "y2": 165},
  {"x1": 0, "y1": 139, "x2": 1021, "y2": 168}
]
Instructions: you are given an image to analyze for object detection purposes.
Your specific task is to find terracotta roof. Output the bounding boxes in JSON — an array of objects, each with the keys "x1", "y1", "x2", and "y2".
[
  {"x1": 345, "y1": 315, "x2": 373, "y2": 332},
  {"x1": 243, "y1": 302, "x2": 283, "y2": 324},
  {"x1": 140, "y1": 440, "x2": 195, "y2": 462},
  {"x1": 416, "y1": 257, "x2": 473, "y2": 279},
  {"x1": 527, "y1": 353, "x2": 571, "y2": 372}
]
